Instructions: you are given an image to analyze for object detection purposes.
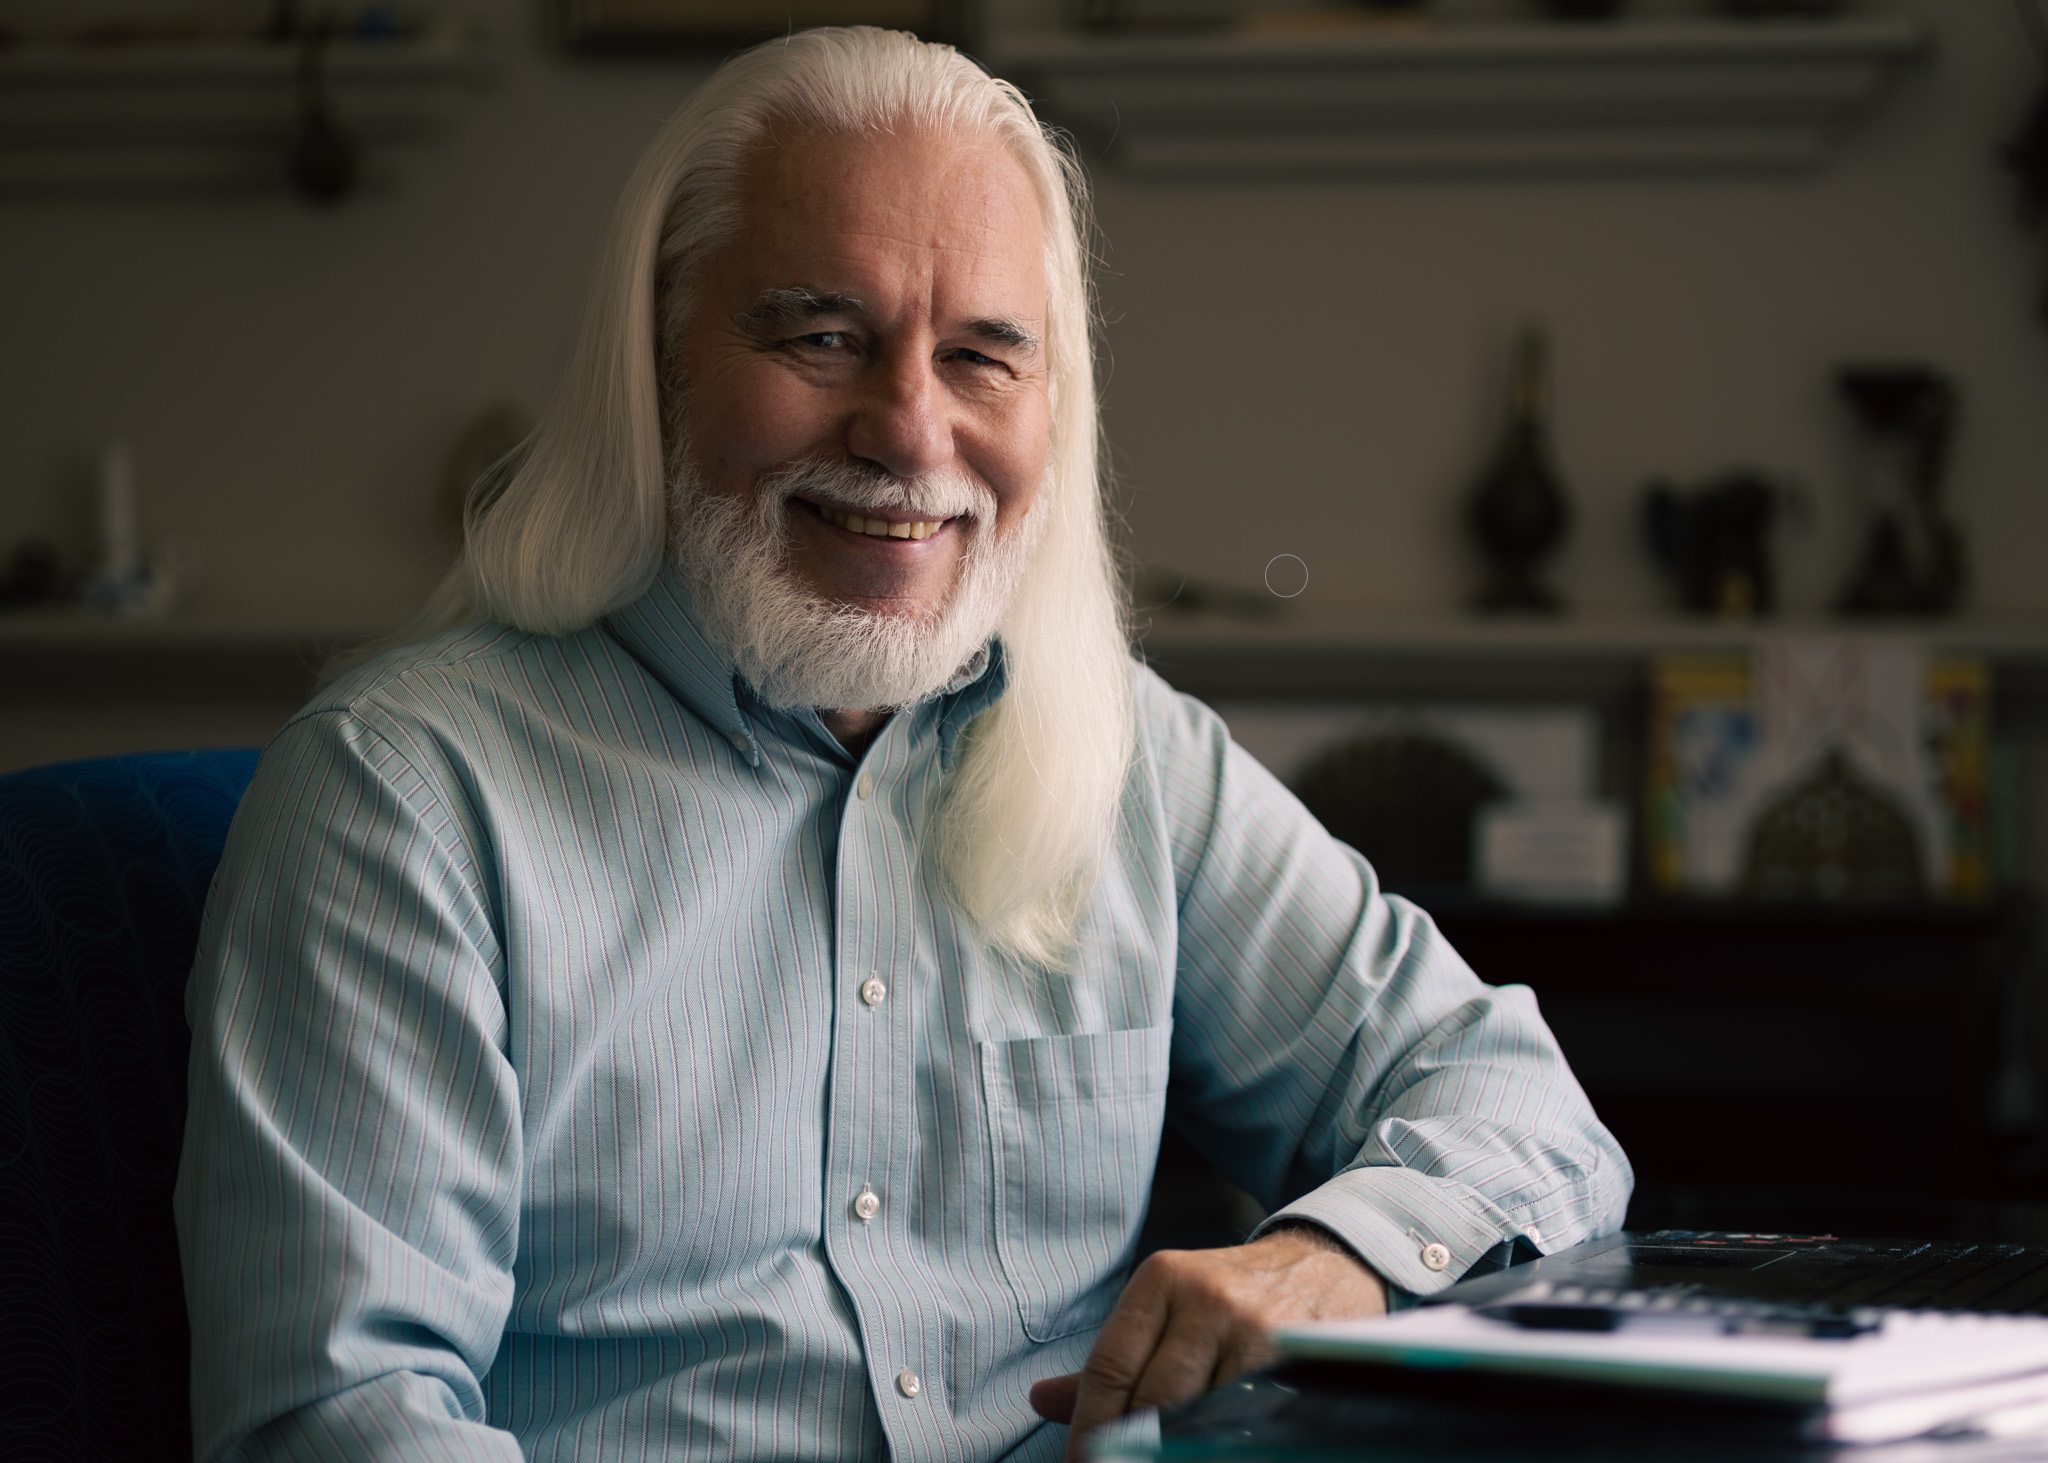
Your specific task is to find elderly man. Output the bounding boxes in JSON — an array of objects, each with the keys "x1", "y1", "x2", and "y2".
[{"x1": 176, "y1": 27, "x2": 1629, "y2": 1463}]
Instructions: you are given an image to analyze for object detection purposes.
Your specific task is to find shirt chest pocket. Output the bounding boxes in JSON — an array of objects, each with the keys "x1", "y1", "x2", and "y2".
[{"x1": 979, "y1": 1023, "x2": 1172, "y2": 1343}]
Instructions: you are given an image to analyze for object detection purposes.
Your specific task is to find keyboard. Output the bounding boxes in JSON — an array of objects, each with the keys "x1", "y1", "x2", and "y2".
[{"x1": 1437, "y1": 1230, "x2": 2048, "y2": 1317}]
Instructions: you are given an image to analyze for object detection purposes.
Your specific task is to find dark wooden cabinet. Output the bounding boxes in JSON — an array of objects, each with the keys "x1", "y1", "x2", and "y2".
[{"x1": 1433, "y1": 900, "x2": 2036, "y2": 1239}]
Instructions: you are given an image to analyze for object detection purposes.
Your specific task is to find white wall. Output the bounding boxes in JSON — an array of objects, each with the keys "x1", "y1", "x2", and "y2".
[
  {"x1": 1089, "y1": 0, "x2": 2048, "y2": 619},
  {"x1": 1, "y1": 1, "x2": 715, "y2": 624},
  {"x1": 0, "y1": 0, "x2": 2042, "y2": 629}
]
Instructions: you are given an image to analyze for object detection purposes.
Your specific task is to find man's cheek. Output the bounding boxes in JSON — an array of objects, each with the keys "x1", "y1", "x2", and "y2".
[{"x1": 701, "y1": 379, "x2": 826, "y2": 473}]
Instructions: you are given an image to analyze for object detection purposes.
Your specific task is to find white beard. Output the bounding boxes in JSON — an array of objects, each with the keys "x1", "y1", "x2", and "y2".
[{"x1": 668, "y1": 449, "x2": 1043, "y2": 713}]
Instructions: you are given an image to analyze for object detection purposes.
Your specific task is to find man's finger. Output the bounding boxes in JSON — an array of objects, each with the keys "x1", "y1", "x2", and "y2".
[
  {"x1": 1064, "y1": 1263, "x2": 1176, "y2": 1459},
  {"x1": 1121, "y1": 1313, "x2": 1235, "y2": 1417},
  {"x1": 1029, "y1": 1374, "x2": 1080, "y2": 1424},
  {"x1": 1211, "y1": 1322, "x2": 1279, "y2": 1390}
]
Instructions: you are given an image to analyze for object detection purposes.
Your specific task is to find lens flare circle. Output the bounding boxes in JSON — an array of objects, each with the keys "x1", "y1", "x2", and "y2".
[{"x1": 1263, "y1": 555, "x2": 1308, "y2": 599}]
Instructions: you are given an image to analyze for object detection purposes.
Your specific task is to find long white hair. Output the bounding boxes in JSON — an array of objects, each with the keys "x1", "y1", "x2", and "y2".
[{"x1": 390, "y1": 28, "x2": 1132, "y2": 968}]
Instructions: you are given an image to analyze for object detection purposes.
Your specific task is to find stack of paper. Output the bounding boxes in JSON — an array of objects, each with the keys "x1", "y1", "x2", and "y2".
[{"x1": 1274, "y1": 1296, "x2": 2048, "y2": 1445}]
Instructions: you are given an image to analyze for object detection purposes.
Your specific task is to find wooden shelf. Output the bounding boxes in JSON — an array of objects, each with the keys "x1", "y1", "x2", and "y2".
[
  {"x1": 989, "y1": 14, "x2": 1931, "y2": 177},
  {"x1": 1136, "y1": 608, "x2": 2048, "y2": 657},
  {"x1": 0, "y1": 27, "x2": 497, "y2": 196},
  {"x1": 1135, "y1": 610, "x2": 2048, "y2": 711},
  {"x1": 0, "y1": 605, "x2": 379, "y2": 642},
  {"x1": 9, "y1": 604, "x2": 2045, "y2": 700},
  {"x1": 0, "y1": 609, "x2": 378, "y2": 697}
]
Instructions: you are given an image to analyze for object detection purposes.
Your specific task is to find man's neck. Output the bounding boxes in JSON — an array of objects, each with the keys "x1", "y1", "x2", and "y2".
[{"x1": 820, "y1": 707, "x2": 890, "y2": 758}]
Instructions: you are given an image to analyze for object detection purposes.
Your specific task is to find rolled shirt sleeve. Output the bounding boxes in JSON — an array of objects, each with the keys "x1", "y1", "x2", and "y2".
[
  {"x1": 175, "y1": 709, "x2": 524, "y2": 1463},
  {"x1": 1139, "y1": 672, "x2": 1633, "y2": 1295}
]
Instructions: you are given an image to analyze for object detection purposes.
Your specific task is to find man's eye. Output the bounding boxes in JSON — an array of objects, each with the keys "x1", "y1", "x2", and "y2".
[
  {"x1": 797, "y1": 331, "x2": 850, "y2": 350},
  {"x1": 951, "y1": 348, "x2": 999, "y2": 366}
]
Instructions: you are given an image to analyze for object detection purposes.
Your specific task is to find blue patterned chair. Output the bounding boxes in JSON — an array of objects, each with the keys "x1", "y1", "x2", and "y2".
[{"x1": 0, "y1": 750, "x2": 261, "y2": 1463}]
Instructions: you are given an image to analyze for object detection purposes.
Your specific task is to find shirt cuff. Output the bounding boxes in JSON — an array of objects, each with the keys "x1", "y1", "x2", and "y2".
[{"x1": 1250, "y1": 1164, "x2": 1525, "y2": 1298}]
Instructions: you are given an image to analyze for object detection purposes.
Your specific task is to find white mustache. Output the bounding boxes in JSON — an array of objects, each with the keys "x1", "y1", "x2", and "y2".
[{"x1": 764, "y1": 456, "x2": 993, "y2": 525}]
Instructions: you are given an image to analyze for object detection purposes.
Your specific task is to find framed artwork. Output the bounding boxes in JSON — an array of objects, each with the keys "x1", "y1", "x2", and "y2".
[
  {"x1": 1644, "y1": 642, "x2": 1990, "y2": 902},
  {"x1": 563, "y1": 0, "x2": 955, "y2": 50}
]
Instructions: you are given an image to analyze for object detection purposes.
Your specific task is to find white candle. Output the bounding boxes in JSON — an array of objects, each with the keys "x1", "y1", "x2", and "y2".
[{"x1": 100, "y1": 440, "x2": 140, "y2": 582}]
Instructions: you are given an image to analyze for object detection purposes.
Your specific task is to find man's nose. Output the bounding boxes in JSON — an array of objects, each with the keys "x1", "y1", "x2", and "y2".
[{"x1": 845, "y1": 347, "x2": 952, "y2": 480}]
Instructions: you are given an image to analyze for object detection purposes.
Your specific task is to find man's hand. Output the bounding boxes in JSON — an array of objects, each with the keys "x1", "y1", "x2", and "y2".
[{"x1": 1028, "y1": 1226, "x2": 1387, "y2": 1460}]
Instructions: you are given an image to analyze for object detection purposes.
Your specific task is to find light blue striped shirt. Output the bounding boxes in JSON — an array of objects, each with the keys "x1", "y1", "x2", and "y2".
[{"x1": 175, "y1": 565, "x2": 1630, "y2": 1463}]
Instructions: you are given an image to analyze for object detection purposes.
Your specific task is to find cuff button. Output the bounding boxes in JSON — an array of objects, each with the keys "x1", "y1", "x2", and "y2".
[{"x1": 1421, "y1": 1241, "x2": 1452, "y2": 1272}]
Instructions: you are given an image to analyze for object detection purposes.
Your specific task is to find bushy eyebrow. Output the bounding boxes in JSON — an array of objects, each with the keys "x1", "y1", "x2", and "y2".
[
  {"x1": 965, "y1": 318, "x2": 1039, "y2": 354},
  {"x1": 736, "y1": 286, "x2": 864, "y2": 335},
  {"x1": 736, "y1": 287, "x2": 1040, "y2": 356}
]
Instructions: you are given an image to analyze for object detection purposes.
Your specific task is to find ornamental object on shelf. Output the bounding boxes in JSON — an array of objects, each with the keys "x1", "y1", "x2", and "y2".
[
  {"x1": 1740, "y1": 747, "x2": 1926, "y2": 902},
  {"x1": 1293, "y1": 731, "x2": 1506, "y2": 896},
  {"x1": 1467, "y1": 325, "x2": 1570, "y2": 616},
  {"x1": 1642, "y1": 469, "x2": 1790, "y2": 619},
  {"x1": 1835, "y1": 364, "x2": 1965, "y2": 618}
]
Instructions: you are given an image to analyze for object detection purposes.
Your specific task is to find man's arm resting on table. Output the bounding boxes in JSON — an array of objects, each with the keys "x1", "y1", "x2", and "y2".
[
  {"x1": 1029, "y1": 1221, "x2": 1386, "y2": 1460},
  {"x1": 1025, "y1": 676, "x2": 1629, "y2": 1457}
]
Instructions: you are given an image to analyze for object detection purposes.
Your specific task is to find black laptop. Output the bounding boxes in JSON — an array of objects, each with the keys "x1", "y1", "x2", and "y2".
[{"x1": 1435, "y1": 1228, "x2": 2048, "y2": 1316}]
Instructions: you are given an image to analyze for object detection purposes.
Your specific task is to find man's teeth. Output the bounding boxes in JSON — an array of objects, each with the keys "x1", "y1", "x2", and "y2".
[{"x1": 816, "y1": 504, "x2": 941, "y2": 540}]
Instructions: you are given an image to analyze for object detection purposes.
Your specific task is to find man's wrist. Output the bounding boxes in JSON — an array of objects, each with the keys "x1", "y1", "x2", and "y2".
[
  {"x1": 1261, "y1": 1219, "x2": 1386, "y2": 1287},
  {"x1": 1259, "y1": 1219, "x2": 1350, "y2": 1256},
  {"x1": 1257, "y1": 1218, "x2": 1393, "y2": 1319}
]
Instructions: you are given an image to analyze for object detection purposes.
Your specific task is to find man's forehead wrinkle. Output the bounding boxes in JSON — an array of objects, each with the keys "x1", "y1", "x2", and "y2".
[
  {"x1": 746, "y1": 136, "x2": 1042, "y2": 248},
  {"x1": 851, "y1": 174, "x2": 1038, "y2": 239},
  {"x1": 759, "y1": 207, "x2": 1030, "y2": 266},
  {"x1": 719, "y1": 125, "x2": 1050, "y2": 351}
]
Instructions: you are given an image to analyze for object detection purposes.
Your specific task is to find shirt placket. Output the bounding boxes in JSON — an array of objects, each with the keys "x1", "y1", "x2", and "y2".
[{"x1": 821, "y1": 722, "x2": 939, "y2": 1459}]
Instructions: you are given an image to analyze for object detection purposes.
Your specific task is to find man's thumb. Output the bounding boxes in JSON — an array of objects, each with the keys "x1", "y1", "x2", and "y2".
[{"x1": 1029, "y1": 1373, "x2": 1082, "y2": 1423}]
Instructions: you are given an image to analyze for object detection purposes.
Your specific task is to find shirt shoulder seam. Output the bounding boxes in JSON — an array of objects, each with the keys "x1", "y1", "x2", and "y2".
[
  {"x1": 279, "y1": 626, "x2": 545, "y2": 737},
  {"x1": 271, "y1": 702, "x2": 502, "y2": 940}
]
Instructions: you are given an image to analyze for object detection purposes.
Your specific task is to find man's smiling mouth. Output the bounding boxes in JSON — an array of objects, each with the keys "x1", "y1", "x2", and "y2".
[{"x1": 811, "y1": 501, "x2": 948, "y2": 541}]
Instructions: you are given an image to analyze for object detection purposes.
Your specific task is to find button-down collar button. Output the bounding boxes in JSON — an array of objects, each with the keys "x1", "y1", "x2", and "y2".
[
  {"x1": 896, "y1": 1369, "x2": 922, "y2": 1399},
  {"x1": 852, "y1": 1185, "x2": 881, "y2": 1222},
  {"x1": 857, "y1": 772, "x2": 874, "y2": 800},
  {"x1": 1421, "y1": 1241, "x2": 1452, "y2": 1272},
  {"x1": 730, "y1": 731, "x2": 752, "y2": 754},
  {"x1": 860, "y1": 977, "x2": 888, "y2": 1007}
]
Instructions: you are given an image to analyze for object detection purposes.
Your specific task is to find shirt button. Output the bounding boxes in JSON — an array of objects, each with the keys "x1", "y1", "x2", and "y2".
[
  {"x1": 860, "y1": 977, "x2": 888, "y2": 1007},
  {"x1": 730, "y1": 731, "x2": 752, "y2": 754},
  {"x1": 1421, "y1": 1241, "x2": 1452, "y2": 1272},
  {"x1": 852, "y1": 1185, "x2": 881, "y2": 1222},
  {"x1": 896, "y1": 1369, "x2": 922, "y2": 1399},
  {"x1": 1524, "y1": 1225, "x2": 1544, "y2": 1246},
  {"x1": 857, "y1": 773, "x2": 874, "y2": 800}
]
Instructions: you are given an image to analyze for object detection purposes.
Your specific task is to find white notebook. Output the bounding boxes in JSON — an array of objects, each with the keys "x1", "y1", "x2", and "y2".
[{"x1": 1274, "y1": 1305, "x2": 2048, "y2": 1445}]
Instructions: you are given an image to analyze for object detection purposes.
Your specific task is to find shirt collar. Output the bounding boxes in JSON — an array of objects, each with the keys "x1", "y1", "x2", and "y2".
[
  {"x1": 601, "y1": 563, "x2": 1008, "y2": 770},
  {"x1": 602, "y1": 565, "x2": 762, "y2": 765},
  {"x1": 935, "y1": 639, "x2": 1007, "y2": 771}
]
